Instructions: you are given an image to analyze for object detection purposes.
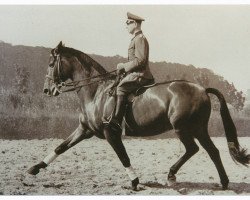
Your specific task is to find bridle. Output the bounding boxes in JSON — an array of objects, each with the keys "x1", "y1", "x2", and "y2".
[{"x1": 47, "y1": 52, "x2": 117, "y2": 94}]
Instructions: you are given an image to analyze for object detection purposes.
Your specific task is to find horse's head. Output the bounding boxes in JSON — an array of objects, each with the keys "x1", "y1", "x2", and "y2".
[
  {"x1": 44, "y1": 41, "x2": 78, "y2": 96},
  {"x1": 44, "y1": 41, "x2": 109, "y2": 96}
]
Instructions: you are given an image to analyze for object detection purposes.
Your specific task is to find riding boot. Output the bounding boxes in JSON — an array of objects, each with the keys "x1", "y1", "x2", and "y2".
[{"x1": 109, "y1": 95, "x2": 127, "y2": 133}]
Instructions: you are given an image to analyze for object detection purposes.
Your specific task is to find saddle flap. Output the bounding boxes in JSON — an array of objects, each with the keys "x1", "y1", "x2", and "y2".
[{"x1": 128, "y1": 82, "x2": 156, "y2": 102}]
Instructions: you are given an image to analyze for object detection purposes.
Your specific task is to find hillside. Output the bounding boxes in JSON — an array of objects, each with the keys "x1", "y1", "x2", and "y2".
[{"x1": 0, "y1": 41, "x2": 245, "y2": 109}]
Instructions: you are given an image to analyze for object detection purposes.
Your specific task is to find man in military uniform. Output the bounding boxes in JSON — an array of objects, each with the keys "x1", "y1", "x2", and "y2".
[{"x1": 107, "y1": 12, "x2": 154, "y2": 132}]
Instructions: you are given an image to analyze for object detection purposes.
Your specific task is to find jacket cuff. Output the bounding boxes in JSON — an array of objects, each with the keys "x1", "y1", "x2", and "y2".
[{"x1": 123, "y1": 61, "x2": 135, "y2": 72}]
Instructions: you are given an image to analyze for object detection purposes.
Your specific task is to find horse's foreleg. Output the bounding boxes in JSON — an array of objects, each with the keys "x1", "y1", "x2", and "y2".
[
  {"x1": 27, "y1": 125, "x2": 93, "y2": 175},
  {"x1": 103, "y1": 127, "x2": 139, "y2": 190}
]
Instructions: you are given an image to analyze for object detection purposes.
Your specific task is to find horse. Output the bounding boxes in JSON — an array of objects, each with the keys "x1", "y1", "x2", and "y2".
[{"x1": 28, "y1": 41, "x2": 249, "y2": 191}]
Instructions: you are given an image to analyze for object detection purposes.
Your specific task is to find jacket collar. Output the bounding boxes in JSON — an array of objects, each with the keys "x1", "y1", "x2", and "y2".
[
  {"x1": 131, "y1": 30, "x2": 143, "y2": 40},
  {"x1": 135, "y1": 30, "x2": 142, "y2": 36}
]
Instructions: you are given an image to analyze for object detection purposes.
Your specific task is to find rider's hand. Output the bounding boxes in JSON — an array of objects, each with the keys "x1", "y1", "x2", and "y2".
[{"x1": 117, "y1": 63, "x2": 125, "y2": 75}]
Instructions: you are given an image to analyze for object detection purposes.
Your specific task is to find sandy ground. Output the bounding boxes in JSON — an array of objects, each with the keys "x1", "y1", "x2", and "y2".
[{"x1": 0, "y1": 137, "x2": 249, "y2": 195}]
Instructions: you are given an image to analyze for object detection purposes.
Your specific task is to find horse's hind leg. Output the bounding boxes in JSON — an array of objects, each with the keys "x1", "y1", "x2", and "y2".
[
  {"x1": 168, "y1": 132, "x2": 199, "y2": 183},
  {"x1": 196, "y1": 132, "x2": 229, "y2": 190},
  {"x1": 27, "y1": 124, "x2": 93, "y2": 175}
]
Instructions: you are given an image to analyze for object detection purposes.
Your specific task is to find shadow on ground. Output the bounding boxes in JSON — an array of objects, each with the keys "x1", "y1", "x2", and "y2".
[{"x1": 141, "y1": 181, "x2": 250, "y2": 194}]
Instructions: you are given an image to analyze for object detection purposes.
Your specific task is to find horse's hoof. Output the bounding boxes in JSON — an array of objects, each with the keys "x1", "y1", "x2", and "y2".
[
  {"x1": 222, "y1": 184, "x2": 228, "y2": 190},
  {"x1": 27, "y1": 166, "x2": 40, "y2": 175},
  {"x1": 131, "y1": 177, "x2": 139, "y2": 191},
  {"x1": 167, "y1": 174, "x2": 176, "y2": 186},
  {"x1": 222, "y1": 182, "x2": 229, "y2": 190},
  {"x1": 27, "y1": 162, "x2": 47, "y2": 175}
]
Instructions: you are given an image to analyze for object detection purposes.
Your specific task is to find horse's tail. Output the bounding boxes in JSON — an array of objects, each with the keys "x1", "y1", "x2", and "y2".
[{"x1": 206, "y1": 87, "x2": 250, "y2": 166}]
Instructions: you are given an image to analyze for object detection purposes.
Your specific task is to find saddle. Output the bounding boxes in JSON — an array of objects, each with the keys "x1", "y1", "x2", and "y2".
[
  {"x1": 108, "y1": 74, "x2": 155, "y2": 102},
  {"x1": 103, "y1": 77, "x2": 155, "y2": 129},
  {"x1": 127, "y1": 80, "x2": 155, "y2": 102}
]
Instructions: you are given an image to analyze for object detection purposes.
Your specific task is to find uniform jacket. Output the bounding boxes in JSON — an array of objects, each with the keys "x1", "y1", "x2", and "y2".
[{"x1": 123, "y1": 31, "x2": 153, "y2": 80}]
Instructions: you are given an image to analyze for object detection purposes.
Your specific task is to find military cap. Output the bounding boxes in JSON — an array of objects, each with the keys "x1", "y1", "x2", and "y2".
[{"x1": 126, "y1": 12, "x2": 145, "y2": 24}]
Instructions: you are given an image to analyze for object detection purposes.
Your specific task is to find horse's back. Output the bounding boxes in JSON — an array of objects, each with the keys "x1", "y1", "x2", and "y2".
[{"x1": 132, "y1": 81, "x2": 209, "y2": 115}]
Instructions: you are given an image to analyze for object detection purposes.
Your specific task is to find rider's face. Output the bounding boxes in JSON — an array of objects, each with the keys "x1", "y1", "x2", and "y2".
[{"x1": 126, "y1": 20, "x2": 136, "y2": 34}]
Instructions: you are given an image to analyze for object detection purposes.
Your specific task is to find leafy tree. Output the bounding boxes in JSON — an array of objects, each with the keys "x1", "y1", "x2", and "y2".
[
  {"x1": 226, "y1": 83, "x2": 245, "y2": 111},
  {"x1": 13, "y1": 64, "x2": 30, "y2": 94}
]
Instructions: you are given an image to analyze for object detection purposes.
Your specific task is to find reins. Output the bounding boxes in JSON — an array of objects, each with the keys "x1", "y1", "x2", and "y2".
[
  {"x1": 59, "y1": 76, "x2": 115, "y2": 93},
  {"x1": 60, "y1": 69, "x2": 117, "y2": 87},
  {"x1": 50, "y1": 53, "x2": 190, "y2": 95}
]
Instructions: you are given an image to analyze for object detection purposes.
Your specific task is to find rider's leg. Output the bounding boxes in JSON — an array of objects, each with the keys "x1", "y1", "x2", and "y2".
[
  {"x1": 105, "y1": 73, "x2": 153, "y2": 132},
  {"x1": 110, "y1": 95, "x2": 127, "y2": 125}
]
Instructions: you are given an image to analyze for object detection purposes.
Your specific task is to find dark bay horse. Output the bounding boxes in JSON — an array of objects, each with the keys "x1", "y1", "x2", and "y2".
[{"x1": 28, "y1": 41, "x2": 249, "y2": 190}]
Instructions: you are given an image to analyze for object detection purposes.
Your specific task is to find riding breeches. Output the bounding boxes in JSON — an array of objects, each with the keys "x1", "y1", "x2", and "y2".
[{"x1": 116, "y1": 72, "x2": 154, "y2": 96}]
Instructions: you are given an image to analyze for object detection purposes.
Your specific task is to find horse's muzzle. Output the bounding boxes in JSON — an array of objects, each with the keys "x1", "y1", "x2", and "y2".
[{"x1": 43, "y1": 78, "x2": 52, "y2": 96}]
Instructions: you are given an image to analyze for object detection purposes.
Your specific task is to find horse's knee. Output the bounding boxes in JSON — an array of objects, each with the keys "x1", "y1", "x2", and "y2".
[{"x1": 104, "y1": 127, "x2": 121, "y2": 144}]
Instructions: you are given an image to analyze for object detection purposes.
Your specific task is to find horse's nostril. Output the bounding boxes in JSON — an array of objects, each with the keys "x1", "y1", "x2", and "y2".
[{"x1": 44, "y1": 88, "x2": 49, "y2": 93}]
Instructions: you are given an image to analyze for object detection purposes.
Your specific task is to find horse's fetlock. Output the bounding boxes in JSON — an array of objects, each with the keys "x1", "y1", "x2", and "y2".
[
  {"x1": 123, "y1": 162, "x2": 131, "y2": 168},
  {"x1": 168, "y1": 173, "x2": 176, "y2": 182},
  {"x1": 221, "y1": 178, "x2": 229, "y2": 190},
  {"x1": 27, "y1": 165, "x2": 40, "y2": 175},
  {"x1": 169, "y1": 167, "x2": 177, "y2": 175},
  {"x1": 131, "y1": 177, "x2": 139, "y2": 191}
]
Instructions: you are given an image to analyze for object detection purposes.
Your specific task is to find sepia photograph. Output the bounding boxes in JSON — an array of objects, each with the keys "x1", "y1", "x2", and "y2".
[{"x1": 0, "y1": 1, "x2": 249, "y2": 196}]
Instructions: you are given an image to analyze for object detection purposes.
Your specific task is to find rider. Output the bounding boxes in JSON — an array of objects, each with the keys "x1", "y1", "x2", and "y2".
[{"x1": 106, "y1": 12, "x2": 154, "y2": 132}]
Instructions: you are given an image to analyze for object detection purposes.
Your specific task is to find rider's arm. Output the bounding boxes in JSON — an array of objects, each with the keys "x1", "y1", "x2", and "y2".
[{"x1": 123, "y1": 35, "x2": 149, "y2": 73}]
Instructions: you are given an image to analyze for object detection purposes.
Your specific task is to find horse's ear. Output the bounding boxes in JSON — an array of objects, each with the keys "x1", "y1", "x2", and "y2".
[
  {"x1": 58, "y1": 41, "x2": 63, "y2": 47},
  {"x1": 55, "y1": 41, "x2": 63, "y2": 54}
]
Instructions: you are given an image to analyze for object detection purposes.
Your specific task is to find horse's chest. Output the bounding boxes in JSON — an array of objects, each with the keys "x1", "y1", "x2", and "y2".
[{"x1": 85, "y1": 103, "x2": 102, "y2": 130}]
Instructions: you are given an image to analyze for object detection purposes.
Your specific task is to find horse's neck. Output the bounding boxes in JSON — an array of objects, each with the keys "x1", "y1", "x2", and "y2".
[
  {"x1": 69, "y1": 49, "x2": 113, "y2": 111},
  {"x1": 76, "y1": 73, "x2": 99, "y2": 105},
  {"x1": 75, "y1": 70, "x2": 113, "y2": 109}
]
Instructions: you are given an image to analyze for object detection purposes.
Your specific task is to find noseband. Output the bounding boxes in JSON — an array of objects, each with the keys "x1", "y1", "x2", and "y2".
[{"x1": 45, "y1": 54, "x2": 62, "y2": 82}]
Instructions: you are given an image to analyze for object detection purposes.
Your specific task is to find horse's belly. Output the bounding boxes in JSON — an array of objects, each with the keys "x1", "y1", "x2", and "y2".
[
  {"x1": 124, "y1": 89, "x2": 173, "y2": 137},
  {"x1": 124, "y1": 116, "x2": 172, "y2": 137}
]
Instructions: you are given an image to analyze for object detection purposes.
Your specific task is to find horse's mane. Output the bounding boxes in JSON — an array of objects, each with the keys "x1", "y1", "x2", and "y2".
[{"x1": 61, "y1": 46, "x2": 108, "y2": 75}]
